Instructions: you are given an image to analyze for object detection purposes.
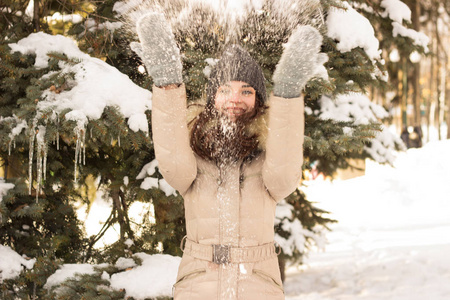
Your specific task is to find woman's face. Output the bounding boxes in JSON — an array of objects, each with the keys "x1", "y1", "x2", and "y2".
[{"x1": 214, "y1": 81, "x2": 256, "y2": 121}]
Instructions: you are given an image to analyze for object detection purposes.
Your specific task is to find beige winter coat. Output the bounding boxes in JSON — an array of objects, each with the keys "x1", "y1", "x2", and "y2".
[{"x1": 152, "y1": 84, "x2": 304, "y2": 300}]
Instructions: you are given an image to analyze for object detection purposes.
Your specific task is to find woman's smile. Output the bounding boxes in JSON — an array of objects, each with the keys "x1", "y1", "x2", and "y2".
[{"x1": 215, "y1": 81, "x2": 256, "y2": 121}]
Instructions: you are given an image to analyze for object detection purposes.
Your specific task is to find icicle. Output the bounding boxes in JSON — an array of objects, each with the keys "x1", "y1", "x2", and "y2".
[
  {"x1": 74, "y1": 129, "x2": 80, "y2": 183},
  {"x1": 79, "y1": 133, "x2": 83, "y2": 166},
  {"x1": 43, "y1": 142, "x2": 48, "y2": 181},
  {"x1": 36, "y1": 141, "x2": 42, "y2": 202},
  {"x1": 8, "y1": 139, "x2": 12, "y2": 155},
  {"x1": 28, "y1": 130, "x2": 35, "y2": 195},
  {"x1": 56, "y1": 114, "x2": 60, "y2": 150},
  {"x1": 35, "y1": 126, "x2": 46, "y2": 202},
  {"x1": 73, "y1": 125, "x2": 86, "y2": 183},
  {"x1": 118, "y1": 134, "x2": 121, "y2": 147},
  {"x1": 56, "y1": 131, "x2": 60, "y2": 150},
  {"x1": 82, "y1": 129, "x2": 86, "y2": 165}
]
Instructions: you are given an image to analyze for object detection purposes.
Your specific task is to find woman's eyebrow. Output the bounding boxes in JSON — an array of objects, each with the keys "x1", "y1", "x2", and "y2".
[{"x1": 242, "y1": 84, "x2": 254, "y2": 88}]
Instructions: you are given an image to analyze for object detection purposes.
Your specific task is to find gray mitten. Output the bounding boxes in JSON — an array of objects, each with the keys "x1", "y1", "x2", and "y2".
[
  {"x1": 135, "y1": 12, "x2": 182, "y2": 86},
  {"x1": 273, "y1": 25, "x2": 323, "y2": 98}
]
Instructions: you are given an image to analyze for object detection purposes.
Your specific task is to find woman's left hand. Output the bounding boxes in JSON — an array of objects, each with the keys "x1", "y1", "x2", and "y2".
[{"x1": 272, "y1": 25, "x2": 325, "y2": 98}]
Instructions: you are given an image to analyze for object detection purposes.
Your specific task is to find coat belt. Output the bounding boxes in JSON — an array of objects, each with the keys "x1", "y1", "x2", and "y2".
[{"x1": 181, "y1": 237, "x2": 279, "y2": 264}]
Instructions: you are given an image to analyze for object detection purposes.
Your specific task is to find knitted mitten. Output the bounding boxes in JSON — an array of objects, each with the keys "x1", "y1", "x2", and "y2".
[
  {"x1": 134, "y1": 12, "x2": 182, "y2": 86},
  {"x1": 273, "y1": 25, "x2": 324, "y2": 98}
]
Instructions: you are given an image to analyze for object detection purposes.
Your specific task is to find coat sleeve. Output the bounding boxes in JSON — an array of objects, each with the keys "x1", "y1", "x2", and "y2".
[
  {"x1": 151, "y1": 84, "x2": 197, "y2": 195},
  {"x1": 262, "y1": 94, "x2": 304, "y2": 202}
]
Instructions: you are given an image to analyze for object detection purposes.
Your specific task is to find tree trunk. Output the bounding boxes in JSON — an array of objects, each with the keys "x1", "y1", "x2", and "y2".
[
  {"x1": 411, "y1": 0, "x2": 422, "y2": 126},
  {"x1": 425, "y1": 5, "x2": 436, "y2": 142},
  {"x1": 111, "y1": 187, "x2": 134, "y2": 240},
  {"x1": 434, "y1": 4, "x2": 448, "y2": 140},
  {"x1": 278, "y1": 255, "x2": 286, "y2": 283},
  {"x1": 401, "y1": 57, "x2": 408, "y2": 129},
  {"x1": 33, "y1": 0, "x2": 40, "y2": 32}
]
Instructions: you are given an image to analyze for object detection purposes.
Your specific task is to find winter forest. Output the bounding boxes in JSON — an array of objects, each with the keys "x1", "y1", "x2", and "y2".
[{"x1": 0, "y1": 0, "x2": 449, "y2": 299}]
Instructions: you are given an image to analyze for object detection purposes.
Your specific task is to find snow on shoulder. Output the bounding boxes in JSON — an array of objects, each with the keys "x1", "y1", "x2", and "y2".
[{"x1": 8, "y1": 32, "x2": 152, "y2": 133}]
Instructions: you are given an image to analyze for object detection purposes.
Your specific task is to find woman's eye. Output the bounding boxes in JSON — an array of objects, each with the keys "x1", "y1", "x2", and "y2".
[
  {"x1": 219, "y1": 89, "x2": 231, "y2": 95},
  {"x1": 242, "y1": 90, "x2": 254, "y2": 96}
]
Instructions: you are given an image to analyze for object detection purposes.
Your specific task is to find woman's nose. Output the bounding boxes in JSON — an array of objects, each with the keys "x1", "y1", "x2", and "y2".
[{"x1": 229, "y1": 91, "x2": 241, "y2": 103}]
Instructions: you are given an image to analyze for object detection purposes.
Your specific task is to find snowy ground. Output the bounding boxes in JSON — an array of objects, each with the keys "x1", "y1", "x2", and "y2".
[{"x1": 285, "y1": 139, "x2": 450, "y2": 300}]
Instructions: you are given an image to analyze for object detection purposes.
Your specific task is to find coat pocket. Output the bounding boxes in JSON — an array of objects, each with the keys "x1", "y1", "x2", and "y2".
[
  {"x1": 173, "y1": 268, "x2": 206, "y2": 289},
  {"x1": 253, "y1": 269, "x2": 284, "y2": 293}
]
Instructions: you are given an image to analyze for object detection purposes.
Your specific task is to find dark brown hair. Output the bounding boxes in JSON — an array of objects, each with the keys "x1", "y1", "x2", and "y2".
[{"x1": 189, "y1": 97, "x2": 267, "y2": 164}]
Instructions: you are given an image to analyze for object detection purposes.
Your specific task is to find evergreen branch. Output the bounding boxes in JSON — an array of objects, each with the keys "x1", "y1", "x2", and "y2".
[{"x1": 84, "y1": 210, "x2": 114, "y2": 261}]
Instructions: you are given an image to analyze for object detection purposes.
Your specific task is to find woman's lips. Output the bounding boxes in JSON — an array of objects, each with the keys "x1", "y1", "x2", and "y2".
[{"x1": 226, "y1": 107, "x2": 245, "y2": 115}]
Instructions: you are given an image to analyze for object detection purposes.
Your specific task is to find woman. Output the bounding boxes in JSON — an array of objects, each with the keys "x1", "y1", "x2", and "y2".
[{"x1": 136, "y1": 12, "x2": 323, "y2": 300}]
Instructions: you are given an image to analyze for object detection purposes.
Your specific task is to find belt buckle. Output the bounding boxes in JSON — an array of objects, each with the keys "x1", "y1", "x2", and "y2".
[{"x1": 212, "y1": 244, "x2": 230, "y2": 264}]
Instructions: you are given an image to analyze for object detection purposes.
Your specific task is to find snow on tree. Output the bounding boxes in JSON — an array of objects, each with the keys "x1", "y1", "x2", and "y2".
[{"x1": 0, "y1": 245, "x2": 36, "y2": 283}]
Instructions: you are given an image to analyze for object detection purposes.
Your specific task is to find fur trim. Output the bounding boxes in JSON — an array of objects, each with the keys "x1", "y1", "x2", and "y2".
[{"x1": 186, "y1": 101, "x2": 268, "y2": 151}]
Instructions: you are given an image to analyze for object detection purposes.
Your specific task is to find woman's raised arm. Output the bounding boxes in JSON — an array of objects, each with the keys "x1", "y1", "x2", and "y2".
[
  {"x1": 263, "y1": 25, "x2": 324, "y2": 201},
  {"x1": 136, "y1": 13, "x2": 196, "y2": 195}
]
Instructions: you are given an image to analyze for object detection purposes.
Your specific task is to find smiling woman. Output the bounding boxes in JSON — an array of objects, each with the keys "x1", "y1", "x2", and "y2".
[
  {"x1": 188, "y1": 44, "x2": 268, "y2": 163},
  {"x1": 136, "y1": 11, "x2": 323, "y2": 300},
  {"x1": 215, "y1": 81, "x2": 256, "y2": 121}
]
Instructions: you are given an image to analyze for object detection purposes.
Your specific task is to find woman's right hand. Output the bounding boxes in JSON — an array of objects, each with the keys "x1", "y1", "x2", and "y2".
[{"x1": 134, "y1": 12, "x2": 183, "y2": 87}]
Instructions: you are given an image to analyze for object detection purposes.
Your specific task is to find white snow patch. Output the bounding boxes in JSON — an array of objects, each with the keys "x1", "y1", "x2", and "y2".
[
  {"x1": 140, "y1": 177, "x2": 159, "y2": 190},
  {"x1": 8, "y1": 32, "x2": 152, "y2": 133},
  {"x1": 115, "y1": 257, "x2": 137, "y2": 270},
  {"x1": 0, "y1": 245, "x2": 36, "y2": 282},
  {"x1": 0, "y1": 179, "x2": 15, "y2": 204},
  {"x1": 158, "y1": 179, "x2": 177, "y2": 197},
  {"x1": 380, "y1": 0, "x2": 411, "y2": 23},
  {"x1": 44, "y1": 263, "x2": 107, "y2": 288},
  {"x1": 136, "y1": 159, "x2": 158, "y2": 179},
  {"x1": 110, "y1": 253, "x2": 181, "y2": 300},
  {"x1": 392, "y1": 22, "x2": 430, "y2": 52},
  {"x1": 286, "y1": 140, "x2": 450, "y2": 300},
  {"x1": 319, "y1": 93, "x2": 388, "y2": 124},
  {"x1": 319, "y1": 93, "x2": 403, "y2": 164},
  {"x1": 326, "y1": 2, "x2": 381, "y2": 60}
]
